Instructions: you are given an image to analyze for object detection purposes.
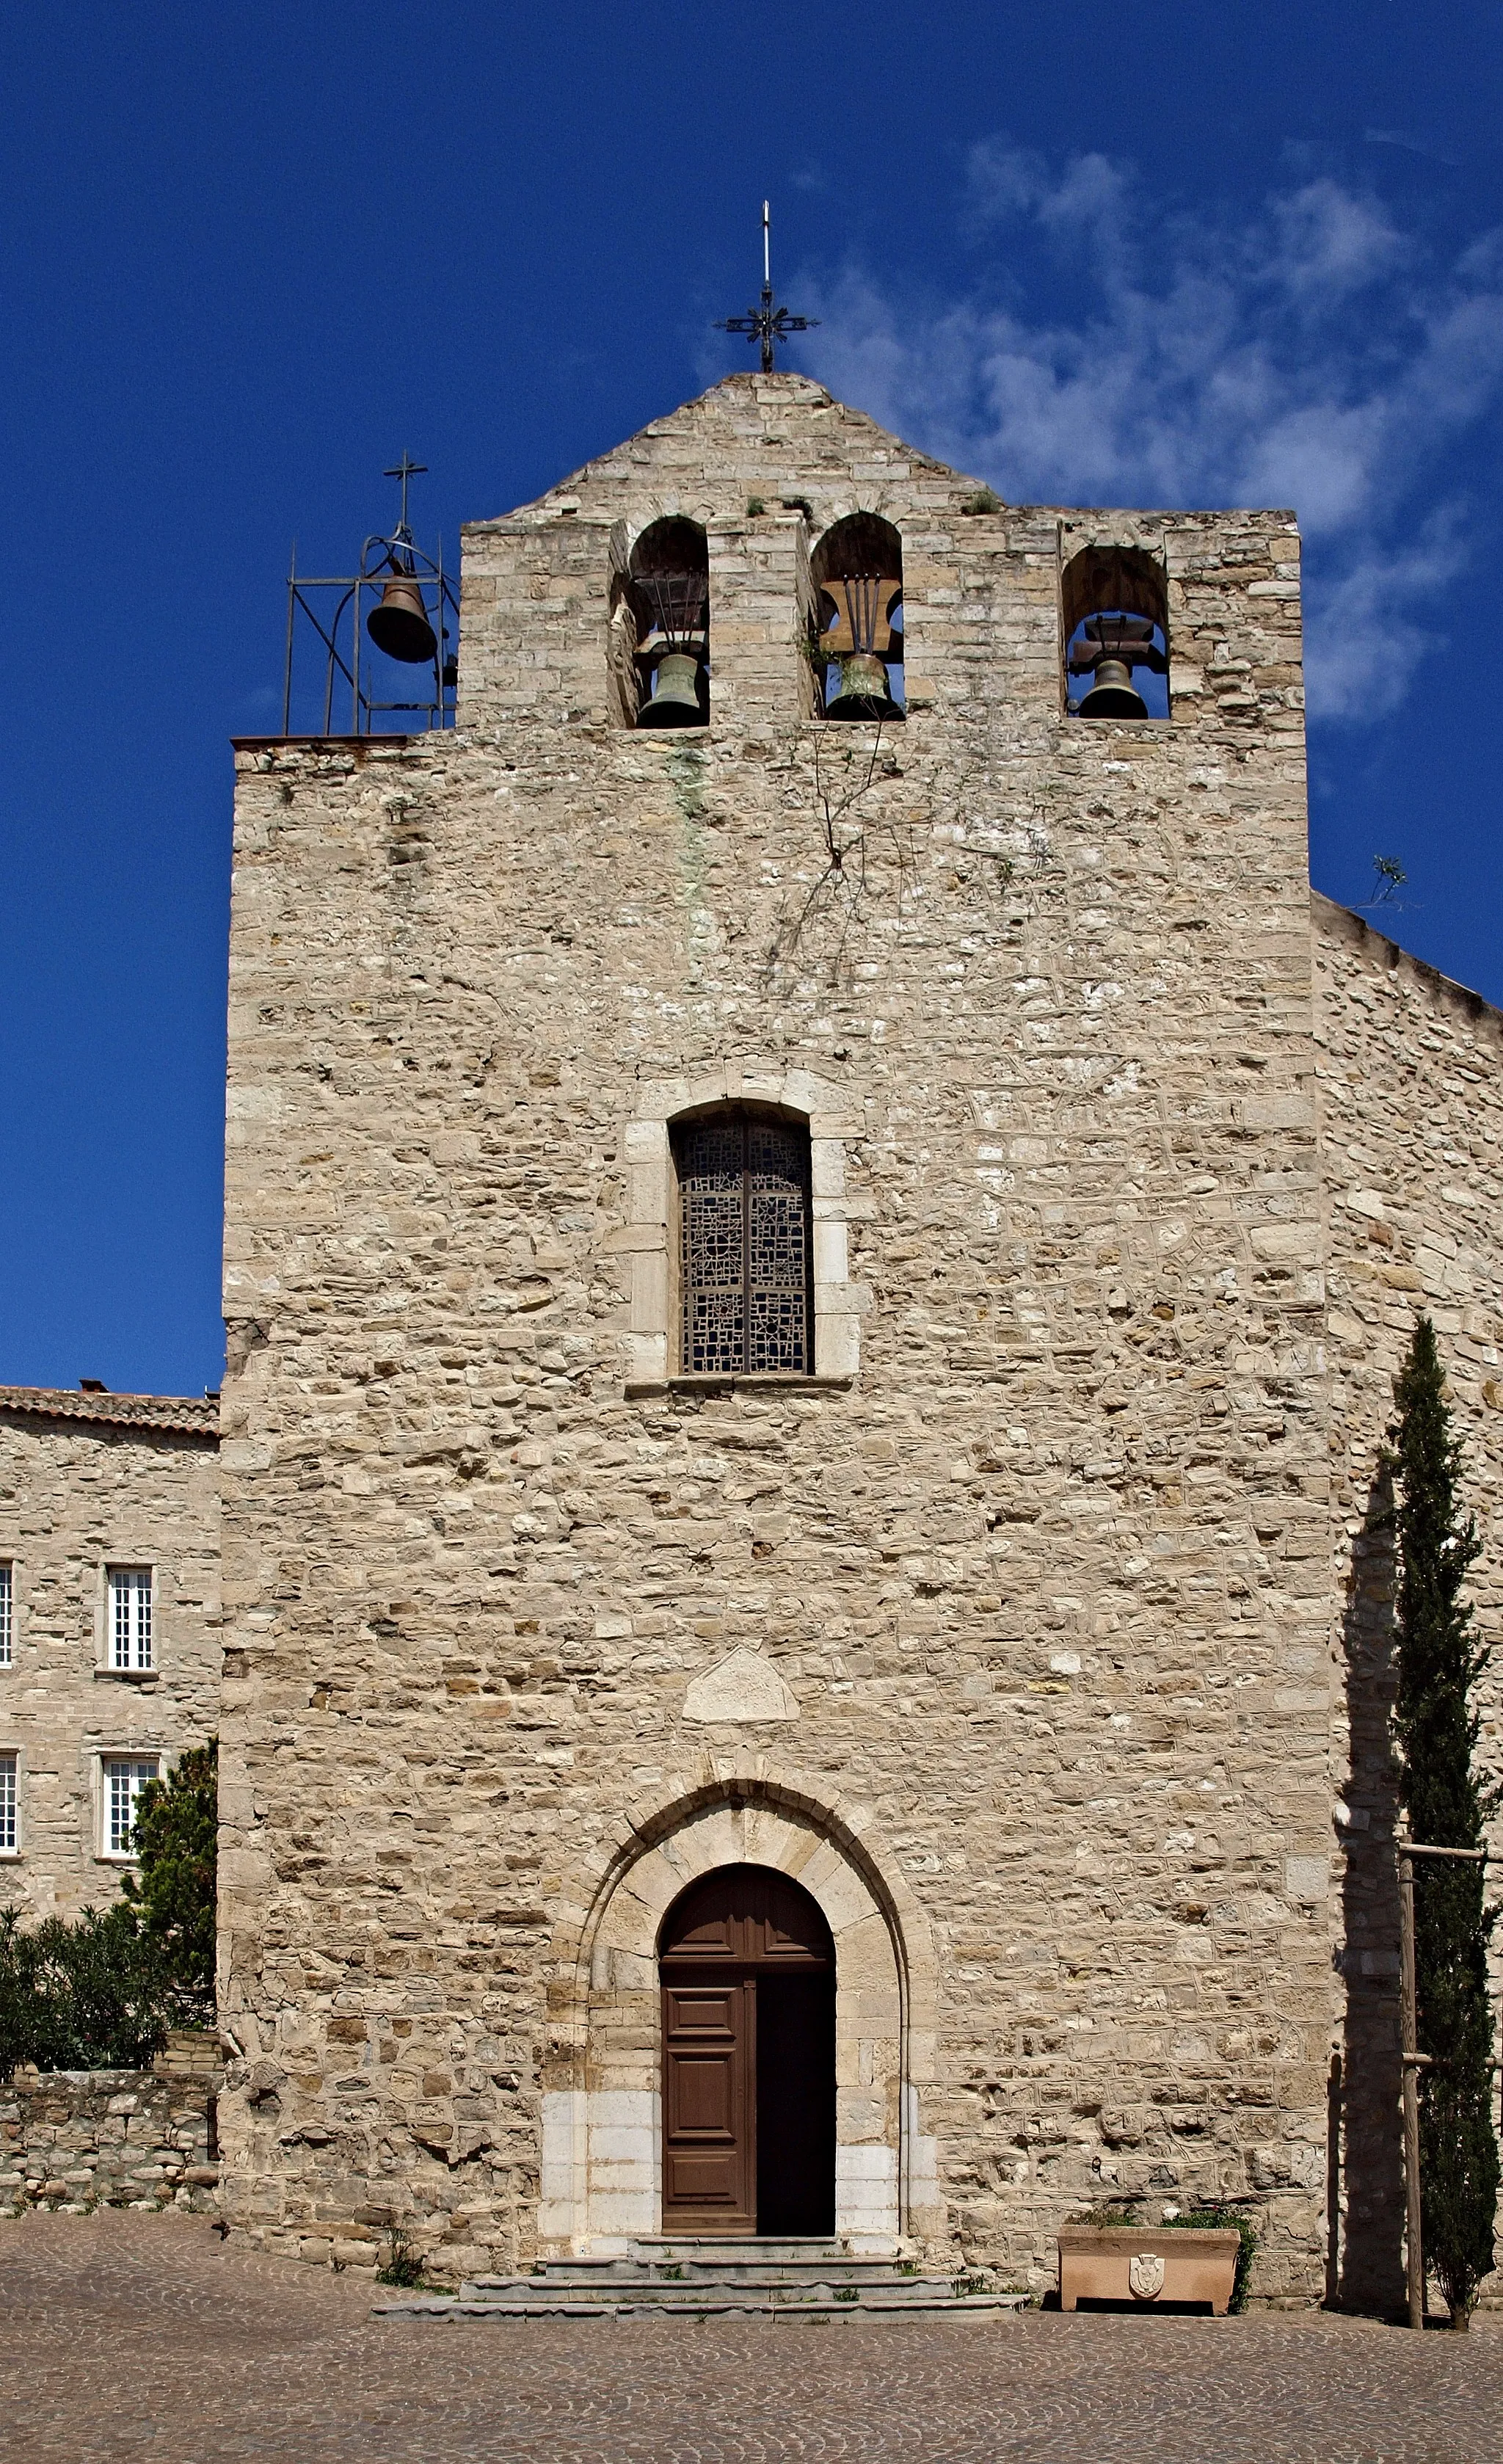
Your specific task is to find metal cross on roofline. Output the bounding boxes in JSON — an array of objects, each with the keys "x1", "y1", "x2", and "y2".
[
  {"x1": 716, "y1": 201, "x2": 818, "y2": 374},
  {"x1": 383, "y1": 453, "x2": 427, "y2": 539}
]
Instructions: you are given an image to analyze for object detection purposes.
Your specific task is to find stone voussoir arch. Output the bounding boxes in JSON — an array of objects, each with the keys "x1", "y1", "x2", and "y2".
[{"x1": 539, "y1": 1760, "x2": 942, "y2": 2257}]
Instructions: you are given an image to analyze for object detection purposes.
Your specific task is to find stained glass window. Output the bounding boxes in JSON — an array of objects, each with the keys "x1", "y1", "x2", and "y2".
[{"x1": 675, "y1": 1110, "x2": 812, "y2": 1375}]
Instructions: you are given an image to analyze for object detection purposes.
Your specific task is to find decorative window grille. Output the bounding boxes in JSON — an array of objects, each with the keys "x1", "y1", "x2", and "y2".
[
  {"x1": 0, "y1": 1563, "x2": 11, "y2": 1667},
  {"x1": 0, "y1": 1754, "x2": 15, "y2": 1853},
  {"x1": 675, "y1": 1109, "x2": 812, "y2": 1375},
  {"x1": 109, "y1": 1566, "x2": 153, "y2": 1671},
  {"x1": 104, "y1": 1756, "x2": 159, "y2": 1857}
]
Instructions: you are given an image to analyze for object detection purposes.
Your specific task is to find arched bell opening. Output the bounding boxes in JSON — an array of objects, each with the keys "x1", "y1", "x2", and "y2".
[
  {"x1": 1062, "y1": 544, "x2": 1169, "y2": 719},
  {"x1": 658, "y1": 1864, "x2": 836, "y2": 2238},
  {"x1": 811, "y1": 513, "x2": 904, "y2": 723},
  {"x1": 613, "y1": 516, "x2": 710, "y2": 730}
]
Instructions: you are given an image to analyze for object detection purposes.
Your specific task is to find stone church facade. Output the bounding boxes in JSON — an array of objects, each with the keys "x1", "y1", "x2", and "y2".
[{"x1": 13, "y1": 369, "x2": 1490, "y2": 2303}]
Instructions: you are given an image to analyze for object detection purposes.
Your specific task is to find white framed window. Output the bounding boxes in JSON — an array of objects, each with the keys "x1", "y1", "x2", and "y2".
[
  {"x1": 0, "y1": 1753, "x2": 16, "y2": 1854},
  {"x1": 103, "y1": 1755, "x2": 159, "y2": 1858},
  {"x1": 0, "y1": 1563, "x2": 11, "y2": 1666},
  {"x1": 108, "y1": 1566, "x2": 153, "y2": 1671}
]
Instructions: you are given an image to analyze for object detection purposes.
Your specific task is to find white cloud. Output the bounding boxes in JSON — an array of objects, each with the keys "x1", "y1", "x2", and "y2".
[{"x1": 794, "y1": 148, "x2": 1503, "y2": 721}]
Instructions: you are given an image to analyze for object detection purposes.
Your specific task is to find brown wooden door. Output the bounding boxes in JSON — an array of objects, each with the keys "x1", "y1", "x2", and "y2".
[
  {"x1": 660, "y1": 1865, "x2": 834, "y2": 2237},
  {"x1": 661, "y1": 1978, "x2": 756, "y2": 2233}
]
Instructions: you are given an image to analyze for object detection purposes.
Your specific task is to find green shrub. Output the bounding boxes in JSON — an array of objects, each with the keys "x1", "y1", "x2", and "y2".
[
  {"x1": 0, "y1": 1903, "x2": 170, "y2": 2074},
  {"x1": 122, "y1": 1740, "x2": 217, "y2": 2024},
  {"x1": 1391, "y1": 1317, "x2": 1500, "y2": 2327},
  {"x1": 0, "y1": 1734, "x2": 216, "y2": 2076}
]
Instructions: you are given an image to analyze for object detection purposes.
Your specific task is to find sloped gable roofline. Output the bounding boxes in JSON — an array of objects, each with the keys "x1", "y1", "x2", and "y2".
[{"x1": 463, "y1": 371, "x2": 981, "y2": 533}]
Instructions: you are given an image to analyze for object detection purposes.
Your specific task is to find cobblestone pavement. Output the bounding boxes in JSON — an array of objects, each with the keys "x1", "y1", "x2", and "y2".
[{"x1": 3, "y1": 2215, "x2": 1501, "y2": 2464}]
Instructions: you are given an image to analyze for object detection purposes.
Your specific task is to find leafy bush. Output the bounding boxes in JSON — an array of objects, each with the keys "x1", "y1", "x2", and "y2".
[
  {"x1": 0, "y1": 1904, "x2": 170, "y2": 2074},
  {"x1": 121, "y1": 1740, "x2": 217, "y2": 2024},
  {"x1": 0, "y1": 1735, "x2": 217, "y2": 2076}
]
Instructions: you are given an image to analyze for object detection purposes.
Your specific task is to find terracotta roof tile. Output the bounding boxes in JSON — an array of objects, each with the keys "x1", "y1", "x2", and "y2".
[{"x1": 0, "y1": 1386, "x2": 219, "y2": 1439}]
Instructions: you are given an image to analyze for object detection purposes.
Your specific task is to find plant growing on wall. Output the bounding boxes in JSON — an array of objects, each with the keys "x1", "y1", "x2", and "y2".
[
  {"x1": 1390, "y1": 1315, "x2": 1500, "y2": 2329},
  {"x1": 123, "y1": 1738, "x2": 218, "y2": 2024}
]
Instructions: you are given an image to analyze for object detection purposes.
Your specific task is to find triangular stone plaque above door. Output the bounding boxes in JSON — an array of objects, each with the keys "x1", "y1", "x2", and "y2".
[{"x1": 683, "y1": 1647, "x2": 798, "y2": 1723}]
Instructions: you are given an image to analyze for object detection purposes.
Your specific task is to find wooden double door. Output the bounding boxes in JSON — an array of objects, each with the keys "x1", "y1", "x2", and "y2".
[{"x1": 660, "y1": 1864, "x2": 835, "y2": 2237}]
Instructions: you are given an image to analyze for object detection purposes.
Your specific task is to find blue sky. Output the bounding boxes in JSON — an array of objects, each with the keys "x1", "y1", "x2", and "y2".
[{"x1": 3, "y1": 2, "x2": 1501, "y2": 1396}]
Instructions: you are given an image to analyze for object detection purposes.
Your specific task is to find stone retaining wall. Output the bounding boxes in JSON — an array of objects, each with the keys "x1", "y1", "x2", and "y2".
[{"x1": 1, "y1": 2031, "x2": 221, "y2": 2215}]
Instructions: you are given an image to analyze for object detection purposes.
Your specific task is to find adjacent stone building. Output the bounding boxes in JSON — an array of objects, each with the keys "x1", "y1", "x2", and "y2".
[{"x1": 0, "y1": 1384, "x2": 220, "y2": 1919}]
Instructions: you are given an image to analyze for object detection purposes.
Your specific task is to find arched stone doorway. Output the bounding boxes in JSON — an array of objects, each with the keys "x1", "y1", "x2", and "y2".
[
  {"x1": 541, "y1": 1775, "x2": 945, "y2": 2258},
  {"x1": 660, "y1": 1865, "x2": 835, "y2": 2237}
]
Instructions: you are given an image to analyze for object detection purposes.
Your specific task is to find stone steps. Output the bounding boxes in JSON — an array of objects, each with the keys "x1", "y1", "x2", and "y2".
[{"x1": 374, "y1": 2237, "x2": 1026, "y2": 2321}]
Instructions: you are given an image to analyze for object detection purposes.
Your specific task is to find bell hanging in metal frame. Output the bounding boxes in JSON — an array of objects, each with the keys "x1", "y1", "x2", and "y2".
[
  {"x1": 638, "y1": 650, "x2": 706, "y2": 727},
  {"x1": 367, "y1": 570, "x2": 437, "y2": 665},
  {"x1": 819, "y1": 573, "x2": 903, "y2": 722},
  {"x1": 1069, "y1": 611, "x2": 1163, "y2": 719},
  {"x1": 1077, "y1": 658, "x2": 1149, "y2": 719},
  {"x1": 634, "y1": 568, "x2": 708, "y2": 728}
]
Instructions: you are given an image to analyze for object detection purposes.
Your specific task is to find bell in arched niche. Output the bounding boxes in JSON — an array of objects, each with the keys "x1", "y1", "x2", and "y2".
[
  {"x1": 1063, "y1": 544, "x2": 1169, "y2": 720},
  {"x1": 628, "y1": 517, "x2": 710, "y2": 728},
  {"x1": 812, "y1": 512, "x2": 904, "y2": 722}
]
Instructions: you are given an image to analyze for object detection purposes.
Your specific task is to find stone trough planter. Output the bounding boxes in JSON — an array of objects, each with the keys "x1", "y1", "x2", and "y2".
[{"x1": 1058, "y1": 2226, "x2": 1242, "y2": 2315}]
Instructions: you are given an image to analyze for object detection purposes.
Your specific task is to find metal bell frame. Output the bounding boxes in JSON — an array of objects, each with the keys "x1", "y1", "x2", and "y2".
[
  {"x1": 633, "y1": 567, "x2": 710, "y2": 729},
  {"x1": 818, "y1": 573, "x2": 905, "y2": 724},
  {"x1": 1067, "y1": 608, "x2": 1167, "y2": 721},
  {"x1": 281, "y1": 523, "x2": 460, "y2": 736}
]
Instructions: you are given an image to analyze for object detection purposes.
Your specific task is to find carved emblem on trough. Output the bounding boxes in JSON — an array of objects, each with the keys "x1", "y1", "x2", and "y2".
[{"x1": 1128, "y1": 2250, "x2": 1166, "y2": 2300}]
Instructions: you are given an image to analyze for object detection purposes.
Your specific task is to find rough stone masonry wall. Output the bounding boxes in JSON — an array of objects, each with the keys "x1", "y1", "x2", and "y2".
[
  {"x1": 1316, "y1": 896, "x2": 1503, "y2": 2316},
  {"x1": 217, "y1": 371, "x2": 1334, "y2": 2298},
  {"x1": 0, "y1": 1408, "x2": 221, "y2": 1920},
  {"x1": 1, "y1": 2032, "x2": 222, "y2": 2214}
]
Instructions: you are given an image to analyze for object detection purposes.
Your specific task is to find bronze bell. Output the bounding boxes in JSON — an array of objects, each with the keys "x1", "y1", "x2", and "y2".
[
  {"x1": 1077, "y1": 658, "x2": 1149, "y2": 719},
  {"x1": 1069, "y1": 611, "x2": 1162, "y2": 718},
  {"x1": 820, "y1": 575, "x2": 904, "y2": 722},
  {"x1": 826, "y1": 649, "x2": 902, "y2": 722},
  {"x1": 638, "y1": 650, "x2": 706, "y2": 727},
  {"x1": 367, "y1": 573, "x2": 437, "y2": 665}
]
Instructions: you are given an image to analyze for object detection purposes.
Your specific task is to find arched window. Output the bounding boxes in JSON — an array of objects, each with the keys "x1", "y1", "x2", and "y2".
[
  {"x1": 810, "y1": 513, "x2": 903, "y2": 722},
  {"x1": 673, "y1": 1107, "x2": 812, "y2": 1375},
  {"x1": 611, "y1": 517, "x2": 709, "y2": 729},
  {"x1": 1062, "y1": 545, "x2": 1168, "y2": 719}
]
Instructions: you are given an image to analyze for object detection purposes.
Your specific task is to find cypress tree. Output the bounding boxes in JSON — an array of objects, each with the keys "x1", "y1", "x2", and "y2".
[
  {"x1": 1391, "y1": 1316, "x2": 1499, "y2": 2327},
  {"x1": 121, "y1": 1737, "x2": 217, "y2": 2025}
]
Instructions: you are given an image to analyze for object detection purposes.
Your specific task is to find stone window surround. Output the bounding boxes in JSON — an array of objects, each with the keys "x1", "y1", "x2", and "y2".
[{"x1": 620, "y1": 1064, "x2": 866, "y2": 1395}]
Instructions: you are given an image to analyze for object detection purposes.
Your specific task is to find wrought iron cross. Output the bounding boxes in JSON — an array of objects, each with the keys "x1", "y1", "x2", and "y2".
[
  {"x1": 716, "y1": 202, "x2": 818, "y2": 374},
  {"x1": 383, "y1": 454, "x2": 427, "y2": 538}
]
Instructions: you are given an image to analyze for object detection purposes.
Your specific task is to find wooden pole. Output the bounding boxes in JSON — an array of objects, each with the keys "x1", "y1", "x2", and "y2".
[{"x1": 1398, "y1": 1842, "x2": 1424, "y2": 2331}]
